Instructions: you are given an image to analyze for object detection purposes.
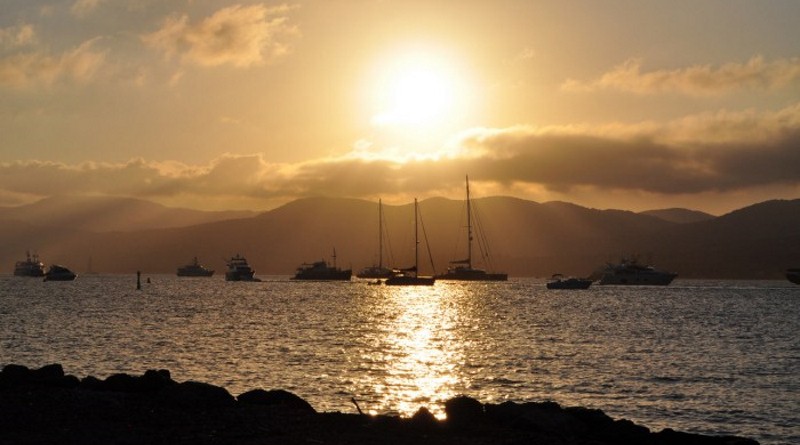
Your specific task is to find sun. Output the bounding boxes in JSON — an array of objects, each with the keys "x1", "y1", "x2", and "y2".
[{"x1": 368, "y1": 49, "x2": 468, "y2": 130}]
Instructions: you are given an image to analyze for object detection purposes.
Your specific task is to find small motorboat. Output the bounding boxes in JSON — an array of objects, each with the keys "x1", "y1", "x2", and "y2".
[
  {"x1": 546, "y1": 274, "x2": 592, "y2": 289},
  {"x1": 44, "y1": 265, "x2": 77, "y2": 281}
]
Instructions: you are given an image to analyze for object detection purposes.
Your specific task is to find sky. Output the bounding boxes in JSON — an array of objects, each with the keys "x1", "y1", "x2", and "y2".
[{"x1": 2, "y1": 0, "x2": 800, "y2": 215}]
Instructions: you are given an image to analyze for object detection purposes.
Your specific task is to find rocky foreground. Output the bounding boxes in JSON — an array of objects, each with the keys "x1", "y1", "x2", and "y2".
[{"x1": 0, "y1": 364, "x2": 758, "y2": 445}]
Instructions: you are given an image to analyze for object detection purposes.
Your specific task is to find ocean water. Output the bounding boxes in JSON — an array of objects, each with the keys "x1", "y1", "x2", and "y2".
[{"x1": 0, "y1": 275, "x2": 797, "y2": 444}]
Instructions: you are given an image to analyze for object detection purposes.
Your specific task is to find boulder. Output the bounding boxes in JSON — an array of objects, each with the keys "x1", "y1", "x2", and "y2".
[
  {"x1": 409, "y1": 406, "x2": 439, "y2": 430},
  {"x1": 237, "y1": 388, "x2": 316, "y2": 414},
  {"x1": 444, "y1": 395, "x2": 484, "y2": 427},
  {"x1": 159, "y1": 381, "x2": 235, "y2": 407},
  {"x1": 0, "y1": 364, "x2": 77, "y2": 389}
]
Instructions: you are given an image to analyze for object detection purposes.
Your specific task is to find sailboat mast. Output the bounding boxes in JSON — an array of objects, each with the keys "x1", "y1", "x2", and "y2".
[
  {"x1": 466, "y1": 175, "x2": 473, "y2": 269},
  {"x1": 378, "y1": 199, "x2": 383, "y2": 269},
  {"x1": 414, "y1": 198, "x2": 419, "y2": 275}
]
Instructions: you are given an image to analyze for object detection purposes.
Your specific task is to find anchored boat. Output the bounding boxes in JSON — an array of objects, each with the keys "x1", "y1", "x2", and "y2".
[{"x1": 435, "y1": 176, "x2": 507, "y2": 281}]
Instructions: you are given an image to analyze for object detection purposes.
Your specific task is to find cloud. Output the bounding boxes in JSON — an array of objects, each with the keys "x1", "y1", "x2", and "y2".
[
  {"x1": 143, "y1": 4, "x2": 298, "y2": 68},
  {"x1": 71, "y1": 0, "x2": 105, "y2": 18},
  {"x1": 563, "y1": 56, "x2": 800, "y2": 95},
  {"x1": 0, "y1": 24, "x2": 36, "y2": 49},
  {"x1": 0, "y1": 38, "x2": 106, "y2": 89},
  {"x1": 2, "y1": 103, "x2": 800, "y2": 208}
]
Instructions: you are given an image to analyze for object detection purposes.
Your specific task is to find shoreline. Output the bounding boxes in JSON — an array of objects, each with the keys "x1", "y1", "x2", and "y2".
[{"x1": 0, "y1": 364, "x2": 758, "y2": 445}]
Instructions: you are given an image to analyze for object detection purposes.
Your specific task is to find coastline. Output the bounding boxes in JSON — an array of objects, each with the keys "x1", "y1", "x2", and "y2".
[{"x1": 0, "y1": 364, "x2": 758, "y2": 445}]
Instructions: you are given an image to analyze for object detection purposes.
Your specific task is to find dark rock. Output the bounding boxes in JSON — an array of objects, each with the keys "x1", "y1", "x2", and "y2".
[
  {"x1": 159, "y1": 380, "x2": 235, "y2": 407},
  {"x1": 445, "y1": 395, "x2": 484, "y2": 427},
  {"x1": 103, "y1": 372, "x2": 140, "y2": 392},
  {"x1": 31, "y1": 363, "x2": 64, "y2": 382},
  {"x1": 0, "y1": 364, "x2": 764, "y2": 445},
  {"x1": 237, "y1": 388, "x2": 316, "y2": 414},
  {"x1": 518, "y1": 402, "x2": 586, "y2": 436},
  {"x1": 0, "y1": 364, "x2": 77, "y2": 389},
  {"x1": 139, "y1": 369, "x2": 176, "y2": 392},
  {"x1": 409, "y1": 406, "x2": 438, "y2": 430},
  {"x1": 654, "y1": 428, "x2": 760, "y2": 445},
  {"x1": 0, "y1": 364, "x2": 32, "y2": 388},
  {"x1": 79, "y1": 375, "x2": 104, "y2": 390},
  {"x1": 99, "y1": 370, "x2": 175, "y2": 393}
]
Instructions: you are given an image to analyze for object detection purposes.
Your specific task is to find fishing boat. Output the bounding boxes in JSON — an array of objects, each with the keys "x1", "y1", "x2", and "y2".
[
  {"x1": 546, "y1": 274, "x2": 592, "y2": 289},
  {"x1": 44, "y1": 265, "x2": 77, "y2": 281},
  {"x1": 597, "y1": 257, "x2": 677, "y2": 285},
  {"x1": 225, "y1": 254, "x2": 259, "y2": 281},
  {"x1": 435, "y1": 176, "x2": 507, "y2": 281},
  {"x1": 14, "y1": 251, "x2": 45, "y2": 277},
  {"x1": 356, "y1": 199, "x2": 396, "y2": 279},
  {"x1": 386, "y1": 199, "x2": 435, "y2": 286},
  {"x1": 293, "y1": 249, "x2": 352, "y2": 281},
  {"x1": 177, "y1": 257, "x2": 214, "y2": 277}
]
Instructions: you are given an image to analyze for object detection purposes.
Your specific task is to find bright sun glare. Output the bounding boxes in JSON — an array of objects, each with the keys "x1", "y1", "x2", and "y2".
[{"x1": 369, "y1": 50, "x2": 466, "y2": 129}]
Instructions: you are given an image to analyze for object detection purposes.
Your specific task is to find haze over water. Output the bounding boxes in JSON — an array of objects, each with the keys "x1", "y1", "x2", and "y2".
[{"x1": 1, "y1": 275, "x2": 797, "y2": 445}]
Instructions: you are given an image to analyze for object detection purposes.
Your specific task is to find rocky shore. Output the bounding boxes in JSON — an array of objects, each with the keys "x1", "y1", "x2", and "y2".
[{"x1": 0, "y1": 364, "x2": 758, "y2": 445}]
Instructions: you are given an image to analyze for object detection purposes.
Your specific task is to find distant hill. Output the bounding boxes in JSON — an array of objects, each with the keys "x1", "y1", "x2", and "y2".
[
  {"x1": 640, "y1": 208, "x2": 715, "y2": 224},
  {"x1": 0, "y1": 196, "x2": 798, "y2": 279},
  {"x1": 0, "y1": 195, "x2": 255, "y2": 232}
]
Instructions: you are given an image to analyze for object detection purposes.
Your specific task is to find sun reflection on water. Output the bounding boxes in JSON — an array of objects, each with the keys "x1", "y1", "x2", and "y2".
[{"x1": 359, "y1": 285, "x2": 466, "y2": 418}]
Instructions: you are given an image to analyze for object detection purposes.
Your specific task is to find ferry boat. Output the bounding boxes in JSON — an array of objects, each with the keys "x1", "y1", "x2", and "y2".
[
  {"x1": 177, "y1": 257, "x2": 214, "y2": 277},
  {"x1": 14, "y1": 251, "x2": 45, "y2": 277},
  {"x1": 597, "y1": 258, "x2": 677, "y2": 286},
  {"x1": 435, "y1": 176, "x2": 507, "y2": 281},
  {"x1": 293, "y1": 250, "x2": 352, "y2": 281},
  {"x1": 44, "y1": 265, "x2": 77, "y2": 281},
  {"x1": 225, "y1": 254, "x2": 259, "y2": 281},
  {"x1": 546, "y1": 274, "x2": 592, "y2": 289}
]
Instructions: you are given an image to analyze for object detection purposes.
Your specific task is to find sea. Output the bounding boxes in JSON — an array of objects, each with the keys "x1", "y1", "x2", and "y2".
[{"x1": 1, "y1": 275, "x2": 797, "y2": 445}]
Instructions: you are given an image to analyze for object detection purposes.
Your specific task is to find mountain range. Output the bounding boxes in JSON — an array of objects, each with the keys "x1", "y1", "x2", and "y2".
[{"x1": 0, "y1": 195, "x2": 797, "y2": 279}]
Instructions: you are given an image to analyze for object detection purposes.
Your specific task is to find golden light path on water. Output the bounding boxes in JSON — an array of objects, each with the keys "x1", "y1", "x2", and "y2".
[{"x1": 354, "y1": 284, "x2": 470, "y2": 419}]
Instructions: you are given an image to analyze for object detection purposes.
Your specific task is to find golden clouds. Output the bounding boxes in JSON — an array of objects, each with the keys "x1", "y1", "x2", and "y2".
[
  {"x1": 70, "y1": 0, "x2": 105, "y2": 18},
  {"x1": 563, "y1": 56, "x2": 800, "y2": 95},
  {"x1": 0, "y1": 24, "x2": 35, "y2": 49},
  {"x1": 2, "y1": 102, "x2": 800, "y2": 209},
  {"x1": 0, "y1": 38, "x2": 106, "y2": 89},
  {"x1": 143, "y1": 4, "x2": 298, "y2": 68}
]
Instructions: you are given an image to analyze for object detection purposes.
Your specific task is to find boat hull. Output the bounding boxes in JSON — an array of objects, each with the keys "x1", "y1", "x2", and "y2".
[
  {"x1": 546, "y1": 279, "x2": 592, "y2": 289},
  {"x1": 293, "y1": 270, "x2": 352, "y2": 281},
  {"x1": 44, "y1": 265, "x2": 77, "y2": 281},
  {"x1": 435, "y1": 269, "x2": 507, "y2": 281},
  {"x1": 599, "y1": 272, "x2": 676, "y2": 286},
  {"x1": 44, "y1": 273, "x2": 77, "y2": 281},
  {"x1": 385, "y1": 275, "x2": 435, "y2": 286},
  {"x1": 356, "y1": 266, "x2": 395, "y2": 279},
  {"x1": 177, "y1": 268, "x2": 214, "y2": 277},
  {"x1": 15, "y1": 264, "x2": 45, "y2": 277},
  {"x1": 225, "y1": 271, "x2": 257, "y2": 281}
]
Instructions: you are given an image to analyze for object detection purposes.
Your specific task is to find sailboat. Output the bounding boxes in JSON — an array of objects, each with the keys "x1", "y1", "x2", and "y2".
[
  {"x1": 385, "y1": 199, "x2": 435, "y2": 286},
  {"x1": 435, "y1": 175, "x2": 508, "y2": 281},
  {"x1": 356, "y1": 199, "x2": 395, "y2": 279}
]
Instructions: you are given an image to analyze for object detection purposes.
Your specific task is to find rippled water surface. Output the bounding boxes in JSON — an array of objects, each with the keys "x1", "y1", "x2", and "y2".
[{"x1": 1, "y1": 276, "x2": 797, "y2": 444}]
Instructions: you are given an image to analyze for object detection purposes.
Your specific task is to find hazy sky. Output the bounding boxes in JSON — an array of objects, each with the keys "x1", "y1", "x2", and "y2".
[{"x1": 2, "y1": 0, "x2": 799, "y2": 214}]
